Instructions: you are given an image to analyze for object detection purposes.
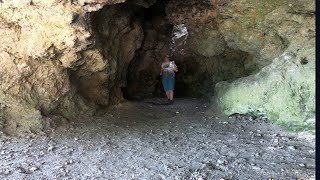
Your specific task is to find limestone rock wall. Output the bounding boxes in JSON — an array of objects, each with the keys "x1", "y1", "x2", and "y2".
[
  {"x1": 215, "y1": 41, "x2": 315, "y2": 132},
  {"x1": 124, "y1": 3, "x2": 172, "y2": 99},
  {"x1": 123, "y1": 0, "x2": 251, "y2": 98},
  {"x1": 73, "y1": 4, "x2": 144, "y2": 105},
  {"x1": 166, "y1": 0, "x2": 217, "y2": 25},
  {"x1": 214, "y1": 0, "x2": 315, "y2": 131},
  {"x1": 163, "y1": 1, "x2": 254, "y2": 97},
  {"x1": 0, "y1": 0, "x2": 88, "y2": 134},
  {"x1": 0, "y1": 0, "x2": 143, "y2": 135},
  {"x1": 164, "y1": 0, "x2": 315, "y2": 131},
  {"x1": 0, "y1": 0, "x2": 315, "y2": 134}
]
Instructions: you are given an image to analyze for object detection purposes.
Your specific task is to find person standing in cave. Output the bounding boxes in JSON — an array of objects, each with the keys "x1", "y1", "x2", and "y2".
[{"x1": 160, "y1": 55, "x2": 178, "y2": 104}]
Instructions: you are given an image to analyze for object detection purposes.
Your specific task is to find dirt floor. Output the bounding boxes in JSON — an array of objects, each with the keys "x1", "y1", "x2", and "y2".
[{"x1": 0, "y1": 98, "x2": 315, "y2": 180}]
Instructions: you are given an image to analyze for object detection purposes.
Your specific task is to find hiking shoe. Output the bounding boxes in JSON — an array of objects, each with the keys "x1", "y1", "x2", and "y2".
[{"x1": 166, "y1": 99, "x2": 171, "y2": 105}]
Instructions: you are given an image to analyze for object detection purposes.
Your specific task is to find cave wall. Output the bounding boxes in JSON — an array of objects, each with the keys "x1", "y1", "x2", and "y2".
[
  {"x1": 165, "y1": 0, "x2": 290, "y2": 72},
  {"x1": 75, "y1": 4, "x2": 144, "y2": 105},
  {"x1": 214, "y1": 0, "x2": 315, "y2": 131},
  {"x1": 162, "y1": 1, "x2": 254, "y2": 97},
  {"x1": 124, "y1": 1, "x2": 172, "y2": 99},
  {"x1": 0, "y1": 0, "x2": 147, "y2": 135},
  {"x1": 0, "y1": 0, "x2": 95, "y2": 135},
  {"x1": 125, "y1": 0, "x2": 255, "y2": 98},
  {"x1": 0, "y1": 0, "x2": 315, "y2": 134},
  {"x1": 163, "y1": 0, "x2": 315, "y2": 131}
]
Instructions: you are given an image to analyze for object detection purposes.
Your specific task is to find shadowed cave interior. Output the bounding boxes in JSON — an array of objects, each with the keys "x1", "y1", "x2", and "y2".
[
  {"x1": 85, "y1": 0, "x2": 254, "y2": 101},
  {"x1": 0, "y1": 1, "x2": 315, "y2": 178},
  {"x1": 1, "y1": 0, "x2": 314, "y2": 137}
]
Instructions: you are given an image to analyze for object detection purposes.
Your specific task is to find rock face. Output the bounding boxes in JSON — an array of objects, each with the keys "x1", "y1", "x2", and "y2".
[
  {"x1": 81, "y1": 4, "x2": 144, "y2": 105},
  {"x1": 166, "y1": 0, "x2": 218, "y2": 25},
  {"x1": 124, "y1": 1, "x2": 172, "y2": 99},
  {"x1": 217, "y1": 0, "x2": 292, "y2": 70},
  {"x1": 0, "y1": 0, "x2": 93, "y2": 135},
  {"x1": 164, "y1": 2, "x2": 254, "y2": 97},
  {"x1": 214, "y1": 0, "x2": 315, "y2": 131},
  {"x1": 216, "y1": 46, "x2": 315, "y2": 131},
  {"x1": 188, "y1": 24, "x2": 226, "y2": 57},
  {"x1": 124, "y1": 0, "x2": 253, "y2": 98},
  {"x1": 0, "y1": 0, "x2": 144, "y2": 135},
  {"x1": 0, "y1": 0, "x2": 315, "y2": 134}
]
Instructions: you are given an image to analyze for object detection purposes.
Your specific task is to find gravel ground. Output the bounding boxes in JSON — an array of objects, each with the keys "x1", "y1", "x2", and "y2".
[{"x1": 0, "y1": 98, "x2": 315, "y2": 180}]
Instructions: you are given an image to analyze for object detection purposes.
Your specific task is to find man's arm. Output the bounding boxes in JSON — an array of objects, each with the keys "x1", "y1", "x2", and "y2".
[{"x1": 173, "y1": 62, "x2": 178, "y2": 72}]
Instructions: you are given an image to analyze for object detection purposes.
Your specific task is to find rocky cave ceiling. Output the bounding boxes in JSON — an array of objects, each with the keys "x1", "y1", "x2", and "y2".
[{"x1": 0, "y1": 0, "x2": 314, "y2": 135}]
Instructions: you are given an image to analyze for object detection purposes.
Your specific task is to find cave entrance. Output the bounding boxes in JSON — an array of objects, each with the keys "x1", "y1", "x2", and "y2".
[{"x1": 91, "y1": 0, "x2": 254, "y2": 103}]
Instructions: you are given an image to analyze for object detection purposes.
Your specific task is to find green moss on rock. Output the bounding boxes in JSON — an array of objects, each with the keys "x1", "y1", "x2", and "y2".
[{"x1": 215, "y1": 42, "x2": 315, "y2": 133}]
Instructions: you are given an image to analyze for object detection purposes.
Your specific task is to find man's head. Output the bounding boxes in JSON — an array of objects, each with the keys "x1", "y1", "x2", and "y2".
[{"x1": 164, "y1": 55, "x2": 171, "y2": 62}]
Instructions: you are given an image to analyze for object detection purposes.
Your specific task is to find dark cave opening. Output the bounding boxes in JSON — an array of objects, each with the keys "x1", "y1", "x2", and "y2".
[{"x1": 89, "y1": 0, "x2": 254, "y2": 103}]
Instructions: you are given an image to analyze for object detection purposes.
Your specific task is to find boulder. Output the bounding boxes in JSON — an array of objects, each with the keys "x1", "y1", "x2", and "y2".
[
  {"x1": 215, "y1": 41, "x2": 315, "y2": 131},
  {"x1": 214, "y1": 0, "x2": 315, "y2": 131}
]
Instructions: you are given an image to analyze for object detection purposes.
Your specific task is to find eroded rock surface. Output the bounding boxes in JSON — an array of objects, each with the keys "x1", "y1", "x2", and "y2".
[
  {"x1": 0, "y1": 0, "x2": 145, "y2": 134},
  {"x1": 215, "y1": 41, "x2": 315, "y2": 132},
  {"x1": 0, "y1": 0, "x2": 315, "y2": 134},
  {"x1": 215, "y1": 0, "x2": 315, "y2": 131},
  {"x1": 0, "y1": 0, "x2": 93, "y2": 134}
]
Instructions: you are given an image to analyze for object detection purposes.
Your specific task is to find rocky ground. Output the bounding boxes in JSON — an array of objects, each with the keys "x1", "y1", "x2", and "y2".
[{"x1": 0, "y1": 98, "x2": 315, "y2": 180}]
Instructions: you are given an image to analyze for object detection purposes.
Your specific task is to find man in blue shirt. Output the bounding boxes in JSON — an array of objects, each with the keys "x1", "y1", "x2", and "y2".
[{"x1": 160, "y1": 55, "x2": 178, "y2": 104}]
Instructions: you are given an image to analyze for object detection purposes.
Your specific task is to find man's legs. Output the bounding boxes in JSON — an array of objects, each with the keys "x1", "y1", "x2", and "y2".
[
  {"x1": 163, "y1": 77, "x2": 175, "y2": 103},
  {"x1": 163, "y1": 78, "x2": 170, "y2": 100},
  {"x1": 169, "y1": 90, "x2": 174, "y2": 100},
  {"x1": 170, "y1": 78, "x2": 175, "y2": 100},
  {"x1": 165, "y1": 91, "x2": 170, "y2": 99}
]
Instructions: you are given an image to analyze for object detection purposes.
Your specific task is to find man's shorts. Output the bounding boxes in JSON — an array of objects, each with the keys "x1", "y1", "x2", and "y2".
[{"x1": 162, "y1": 77, "x2": 175, "y2": 91}]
